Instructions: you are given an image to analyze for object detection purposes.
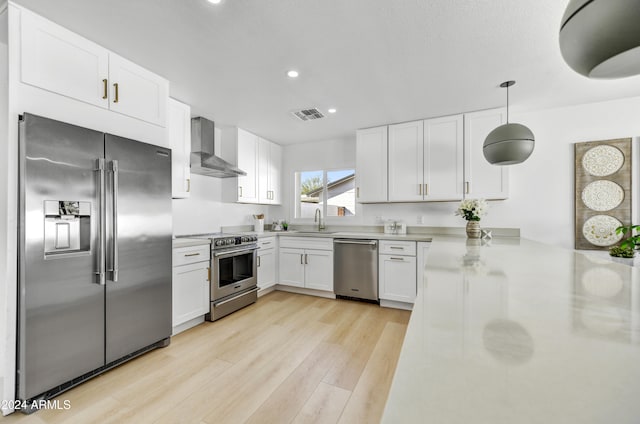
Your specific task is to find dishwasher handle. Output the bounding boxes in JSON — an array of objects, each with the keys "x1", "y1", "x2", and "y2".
[{"x1": 334, "y1": 239, "x2": 377, "y2": 246}]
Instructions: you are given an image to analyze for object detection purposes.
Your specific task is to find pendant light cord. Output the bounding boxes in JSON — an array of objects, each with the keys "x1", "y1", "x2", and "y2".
[{"x1": 506, "y1": 84, "x2": 509, "y2": 123}]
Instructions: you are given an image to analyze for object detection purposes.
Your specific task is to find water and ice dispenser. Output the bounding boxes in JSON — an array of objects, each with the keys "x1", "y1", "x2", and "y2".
[{"x1": 44, "y1": 200, "x2": 91, "y2": 256}]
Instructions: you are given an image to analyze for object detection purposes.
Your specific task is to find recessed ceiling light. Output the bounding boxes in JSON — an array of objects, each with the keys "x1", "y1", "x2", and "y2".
[
  {"x1": 287, "y1": 70, "x2": 299, "y2": 78},
  {"x1": 328, "y1": 108, "x2": 337, "y2": 114},
  {"x1": 207, "y1": 0, "x2": 221, "y2": 4}
]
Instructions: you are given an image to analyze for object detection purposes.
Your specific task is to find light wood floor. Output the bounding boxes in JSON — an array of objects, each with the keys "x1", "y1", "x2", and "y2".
[{"x1": 2, "y1": 291, "x2": 411, "y2": 424}]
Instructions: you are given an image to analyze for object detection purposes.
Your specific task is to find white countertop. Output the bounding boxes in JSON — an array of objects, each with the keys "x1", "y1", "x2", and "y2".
[
  {"x1": 255, "y1": 230, "x2": 434, "y2": 242},
  {"x1": 172, "y1": 237, "x2": 211, "y2": 249},
  {"x1": 382, "y1": 236, "x2": 640, "y2": 423}
]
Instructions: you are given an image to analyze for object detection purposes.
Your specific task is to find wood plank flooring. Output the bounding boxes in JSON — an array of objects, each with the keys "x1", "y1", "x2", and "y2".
[{"x1": 1, "y1": 291, "x2": 410, "y2": 424}]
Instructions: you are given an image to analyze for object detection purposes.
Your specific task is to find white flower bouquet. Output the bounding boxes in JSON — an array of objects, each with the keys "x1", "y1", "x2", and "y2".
[{"x1": 455, "y1": 198, "x2": 488, "y2": 221}]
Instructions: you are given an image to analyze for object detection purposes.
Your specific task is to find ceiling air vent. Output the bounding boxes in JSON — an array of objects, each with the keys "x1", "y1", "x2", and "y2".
[{"x1": 291, "y1": 108, "x2": 325, "y2": 121}]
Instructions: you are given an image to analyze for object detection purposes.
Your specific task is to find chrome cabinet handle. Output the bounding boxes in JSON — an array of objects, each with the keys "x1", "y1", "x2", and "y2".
[
  {"x1": 95, "y1": 159, "x2": 106, "y2": 285},
  {"x1": 207, "y1": 267, "x2": 211, "y2": 282},
  {"x1": 465, "y1": 181, "x2": 470, "y2": 194},
  {"x1": 187, "y1": 178, "x2": 191, "y2": 193},
  {"x1": 424, "y1": 184, "x2": 428, "y2": 196},
  {"x1": 419, "y1": 184, "x2": 422, "y2": 195},
  {"x1": 305, "y1": 253, "x2": 308, "y2": 264},
  {"x1": 184, "y1": 252, "x2": 200, "y2": 257},
  {"x1": 113, "y1": 83, "x2": 119, "y2": 103},
  {"x1": 357, "y1": 187, "x2": 360, "y2": 198},
  {"x1": 300, "y1": 254, "x2": 304, "y2": 264},
  {"x1": 390, "y1": 257, "x2": 404, "y2": 261},
  {"x1": 110, "y1": 160, "x2": 119, "y2": 282},
  {"x1": 102, "y1": 79, "x2": 108, "y2": 100},
  {"x1": 262, "y1": 241, "x2": 271, "y2": 245},
  {"x1": 239, "y1": 186, "x2": 243, "y2": 198},
  {"x1": 390, "y1": 246, "x2": 404, "y2": 250},
  {"x1": 257, "y1": 256, "x2": 261, "y2": 267}
]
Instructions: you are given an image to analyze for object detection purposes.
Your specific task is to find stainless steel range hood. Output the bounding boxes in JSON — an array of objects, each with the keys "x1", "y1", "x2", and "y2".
[{"x1": 190, "y1": 117, "x2": 246, "y2": 178}]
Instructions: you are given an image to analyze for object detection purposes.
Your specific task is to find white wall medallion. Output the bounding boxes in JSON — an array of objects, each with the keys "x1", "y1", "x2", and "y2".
[
  {"x1": 575, "y1": 138, "x2": 631, "y2": 250},
  {"x1": 582, "y1": 145, "x2": 625, "y2": 177},
  {"x1": 582, "y1": 215, "x2": 624, "y2": 246},
  {"x1": 581, "y1": 180, "x2": 624, "y2": 211}
]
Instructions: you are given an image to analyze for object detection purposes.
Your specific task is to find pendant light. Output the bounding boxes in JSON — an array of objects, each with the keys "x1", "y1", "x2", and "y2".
[
  {"x1": 560, "y1": 0, "x2": 640, "y2": 79},
  {"x1": 483, "y1": 81, "x2": 535, "y2": 166}
]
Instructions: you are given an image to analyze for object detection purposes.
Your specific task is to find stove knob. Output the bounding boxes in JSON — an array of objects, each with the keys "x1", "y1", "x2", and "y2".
[
  {"x1": 242, "y1": 236, "x2": 248, "y2": 243},
  {"x1": 252, "y1": 236, "x2": 258, "y2": 241},
  {"x1": 227, "y1": 239, "x2": 234, "y2": 245},
  {"x1": 215, "y1": 240, "x2": 223, "y2": 247}
]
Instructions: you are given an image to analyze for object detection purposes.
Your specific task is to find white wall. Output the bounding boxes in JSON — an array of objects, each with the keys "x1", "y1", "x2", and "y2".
[
  {"x1": 172, "y1": 173, "x2": 275, "y2": 235},
  {"x1": 0, "y1": 6, "x2": 8, "y2": 408},
  {"x1": 278, "y1": 96, "x2": 640, "y2": 249}
]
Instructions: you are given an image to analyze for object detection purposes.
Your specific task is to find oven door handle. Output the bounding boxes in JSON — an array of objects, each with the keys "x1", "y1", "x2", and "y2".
[
  {"x1": 214, "y1": 287, "x2": 259, "y2": 306},
  {"x1": 213, "y1": 246, "x2": 259, "y2": 257}
]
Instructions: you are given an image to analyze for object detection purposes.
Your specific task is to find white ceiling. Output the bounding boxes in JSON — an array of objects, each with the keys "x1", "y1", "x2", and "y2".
[{"x1": 13, "y1": 0, "x2": 640, "y2": 144}]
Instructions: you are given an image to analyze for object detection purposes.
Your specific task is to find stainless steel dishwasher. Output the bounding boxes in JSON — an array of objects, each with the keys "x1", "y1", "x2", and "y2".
[{"x1": 334, "y1": 239, "x2": 378, "y2": 302}]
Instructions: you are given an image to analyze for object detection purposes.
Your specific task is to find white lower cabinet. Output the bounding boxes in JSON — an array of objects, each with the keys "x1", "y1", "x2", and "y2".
[
  {"x1": 257, "y1": 237, "x2": 277, "y2": 291},
  {"x1": 379, "y1": 240, "x2": 417, "y2": 304},
  {"x1": 278, "y1": 237, "x2": 333, "y2": 292},
  {"x1": 172, "y1": 244, "x2": 210, "y2": 334}
]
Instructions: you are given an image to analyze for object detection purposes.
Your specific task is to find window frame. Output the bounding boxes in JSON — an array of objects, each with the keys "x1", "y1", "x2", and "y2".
[{"x1": 292, "y1": 167, "x2": 357, "y2": 223}]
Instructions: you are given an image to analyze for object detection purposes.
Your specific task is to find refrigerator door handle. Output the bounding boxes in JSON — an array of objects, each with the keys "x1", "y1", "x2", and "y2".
[
  {"x1": 110, "y1": 160, "x2": 119, "y2": 282},
  {"x1": 96, "y1": 159, "x2": 106, "y2": 285}
]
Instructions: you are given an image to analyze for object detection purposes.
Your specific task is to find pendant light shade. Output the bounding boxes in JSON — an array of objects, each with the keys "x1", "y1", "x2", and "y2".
[
  {"x1": 560, "y1": 0, "x2": 640, "y2": 79},
  {"x1": 483, "y1": 81, "x2": 534, "y2": 166}
]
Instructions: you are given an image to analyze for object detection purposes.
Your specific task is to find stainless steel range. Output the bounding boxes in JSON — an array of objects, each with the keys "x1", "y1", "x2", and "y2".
[{"x1": 188, "y1": 233, "x2": 259, "y2": 321}]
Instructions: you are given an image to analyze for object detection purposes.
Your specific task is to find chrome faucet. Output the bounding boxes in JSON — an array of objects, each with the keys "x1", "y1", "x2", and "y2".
[{"x1": 314, "y1": 208, "x2": 325, "y2": 231}]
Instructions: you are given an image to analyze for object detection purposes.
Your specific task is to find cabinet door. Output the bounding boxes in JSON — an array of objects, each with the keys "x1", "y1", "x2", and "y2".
[
  {"x1": 379, "y1": 254, "x2": 417, "y2": 303},
  {"x1": 464, "y1": 109, "x2": 509, "y2": 200},
  {"x1": 237, "y1": 129, "x2": 259, "y2": 203},
  {"x1": 356, "y1": 126, "x2": 388, "y2": 202},
  {"x1": 108, "y1": 53, "x2": 168, "y2": 127},
  {"x1": 388, "y1": 121, "x2": 424, "y2": 202},
  {"x1": 258, "y1": 249, "x2": 276, "y2": 290},
  {"x1": 20, "y1": 9, "x2": 109, "y2": 109},
  {"x1": 304, "y1": 249, "x2": 334, "y2": 292},
  {"x1": 168, "y1": 98, "x2": 191, "y2": 199},
  {"x1": 424, "y1": 115, "x2": 464, "y2": 201},
  {"x1": 172, "y1": 261, "x2": 210, "y2": 327},
  {"x1": 258, "y1": 137, "x2": 271, "y2": 204},
  {"x1": 279, "y1": 248, "x2": 305, "y2": 287},
  {"x1": 269, "y1": 142, "x2": 282, "y2": 205}
]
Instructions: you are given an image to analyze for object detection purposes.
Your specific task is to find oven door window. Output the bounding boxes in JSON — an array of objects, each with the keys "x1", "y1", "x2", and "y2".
[{"x1": 218, "y1": 252, "x2": 254, "y2": 287}]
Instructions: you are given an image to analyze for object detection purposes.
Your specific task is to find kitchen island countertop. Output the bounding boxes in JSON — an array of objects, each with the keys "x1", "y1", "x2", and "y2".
[{"x1": 382, "y1": 235, "x2": 640, "y2": 423}]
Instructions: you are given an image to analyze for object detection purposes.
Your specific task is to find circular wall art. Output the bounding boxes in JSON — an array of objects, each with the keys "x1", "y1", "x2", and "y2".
[
  {"x1": 581, "y1": 180, "x2": 624, "y2": 211},
  {"x1": 582, "y1": 215, "x2": 623, "y2": 247},
  {"x1": 582, "y1": 145, "x2": 625, "y2": 176}
]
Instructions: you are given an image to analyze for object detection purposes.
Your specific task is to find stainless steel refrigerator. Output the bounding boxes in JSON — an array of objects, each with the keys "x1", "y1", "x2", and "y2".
[{"x1": 17, "y1": 113, "x2": 172, "y2": 402}]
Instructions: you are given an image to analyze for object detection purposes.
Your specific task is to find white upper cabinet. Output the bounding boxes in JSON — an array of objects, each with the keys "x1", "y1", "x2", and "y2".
[
  {"x1": 424, "y1": 114, "x2": 464, "y2": 201},
  {"x1": 388, "y1": 120, "x2": 424, "y2": 202},
  {"x1": 463, "y1": 108, "x2": 509, "y2": 200},
  {"x1": 168, "y1": 98, "x2": 191, "y2": 199},
  {"x1": 237, "y1": 129, "x2": 259, "y2": 203},
  {"x1": 356, "y1": 126, "x2": 388, "y2": 203},
  {"x1": 108, "y1": 54, "x2": 168, "y2": 126},
  {"x1": 268, "y1": 142, "x2": 282, "y2": 205},
  {"x1": 20, "y1": 9, "x2": 109, "y2": 109},
  {"x1": 222, "y1": 128, "x2": 281, "y2": 205},
  {"x1": 19, "y1": 7, "x2": 168, "y2": 126},
  {"x1": 258, "y1": 137, "x2": 282, "y2": 204}
]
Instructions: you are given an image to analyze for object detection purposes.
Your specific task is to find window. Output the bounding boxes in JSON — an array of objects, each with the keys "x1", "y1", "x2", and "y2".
[{"x1": 295, "y1": 169, "x2": 356, "y2": 219}]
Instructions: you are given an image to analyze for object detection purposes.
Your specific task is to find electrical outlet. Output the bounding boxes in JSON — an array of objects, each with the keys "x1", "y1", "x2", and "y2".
[
  {"x1": 417, "y1": 215, "x2": 424, "y2": 224},
  {"x1": 375, "y1": 216, "x2": 383, "y2": 222}
]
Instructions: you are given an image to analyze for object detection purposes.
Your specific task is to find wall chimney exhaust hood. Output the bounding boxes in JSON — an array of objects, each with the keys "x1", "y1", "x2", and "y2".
[{"x1": 190, "y1": 117, "x2": 246, "y2": 178}]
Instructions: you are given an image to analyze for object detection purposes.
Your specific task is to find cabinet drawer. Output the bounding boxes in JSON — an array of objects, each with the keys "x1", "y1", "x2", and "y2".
[
  {"x1": 258, "y1": 237, "x2": 276, "y2": 250},
  {"x1": 173, "y1": 244, "x2": 210, "y2": 267},
  {"x1": 379, "y1": 240, "x2": 416, "y2": 256},
  {"x1": 279, "y1": 237, "x2": 333, "y2": 251}
]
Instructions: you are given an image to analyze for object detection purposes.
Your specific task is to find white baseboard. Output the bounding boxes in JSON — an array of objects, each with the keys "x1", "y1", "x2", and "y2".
[
  {"x1": 171, "y1": 315, "x2": 205, "y2": 336},
  {"x1": 380, "y1": 299, "x2": 414, "y2": 311},
  {"x1": 274, "y1": 285, "x2": 336, "y2": 299},
  {"x1": 258, "y1": 285, "x2": 276, "y2": 297}
]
